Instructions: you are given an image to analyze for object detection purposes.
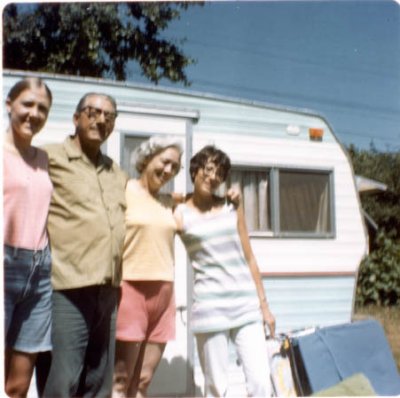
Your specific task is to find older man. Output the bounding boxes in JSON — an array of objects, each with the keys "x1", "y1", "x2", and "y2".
[{"x1": 42, "y1": 93, "x2": 128, "y2": 397}]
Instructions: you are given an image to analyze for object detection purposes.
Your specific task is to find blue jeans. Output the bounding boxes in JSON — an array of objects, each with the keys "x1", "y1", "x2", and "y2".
[
  {"x1": 4, "y1": 244, "x2": 52, "y2": 353},
  {"x1": 42, "y1": 286, "x2": 119, "y2": 398}
]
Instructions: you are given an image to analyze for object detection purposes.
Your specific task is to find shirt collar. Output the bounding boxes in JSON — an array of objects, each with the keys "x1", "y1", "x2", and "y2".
[{"x1": 63, "y1": 136, "x2": 113, "y2": 170}]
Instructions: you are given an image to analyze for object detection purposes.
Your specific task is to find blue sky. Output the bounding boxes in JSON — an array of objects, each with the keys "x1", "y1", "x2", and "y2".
[{"x1": 130, "y1": 0, "x2": 400, "y2": 152}]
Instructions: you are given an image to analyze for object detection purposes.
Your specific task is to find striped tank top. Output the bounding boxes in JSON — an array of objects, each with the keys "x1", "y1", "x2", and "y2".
[{"x1": 176, "y1": 202, "x2": 262, "y2": 334}]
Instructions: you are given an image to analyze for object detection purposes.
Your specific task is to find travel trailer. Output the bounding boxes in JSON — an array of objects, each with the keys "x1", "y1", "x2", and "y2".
[{"x1": 3, "y1": 70, "x2": 368, "y2": 396}]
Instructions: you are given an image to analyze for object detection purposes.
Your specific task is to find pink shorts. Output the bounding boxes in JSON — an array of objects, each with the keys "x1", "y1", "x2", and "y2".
[{"x1": 116, "y1": 280, "x2": 176, "y2": 343}]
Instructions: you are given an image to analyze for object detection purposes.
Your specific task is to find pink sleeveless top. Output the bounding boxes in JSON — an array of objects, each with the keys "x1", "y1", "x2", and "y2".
[{"x1": 3, "y1": 146, "x2": 53, "y2": 250}]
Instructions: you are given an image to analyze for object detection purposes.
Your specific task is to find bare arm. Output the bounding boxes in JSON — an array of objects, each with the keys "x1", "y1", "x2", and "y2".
[
  {"x1": 236, "y1": 204, "x2": 276, "y2": 337},
  {"x1": 173, "y1": 206, "x2": 184, "y2": 234}
]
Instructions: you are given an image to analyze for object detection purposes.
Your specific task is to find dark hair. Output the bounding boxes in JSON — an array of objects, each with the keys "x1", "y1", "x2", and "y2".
[
  {"x1": 7, "y1": 77, "x2": 52, "y2": 105},
  {"x1": 189, "y1": 145, "x2": 231, "y2": 183},
  {"x1": 75, "y1": 92, "x2": 117, "y2": 113}
]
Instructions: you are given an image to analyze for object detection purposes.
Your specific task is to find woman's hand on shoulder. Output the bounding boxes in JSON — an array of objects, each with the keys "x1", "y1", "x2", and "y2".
[
  {"x1": 171, "y1": 192, "x2": 186, "y2": 205},
  {"x1": 226, "y1": 186, "x2": 242, "y2": 208}
]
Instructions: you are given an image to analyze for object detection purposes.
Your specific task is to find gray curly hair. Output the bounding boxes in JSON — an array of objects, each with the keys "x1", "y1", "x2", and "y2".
[{"x1": 132, "y1": 135, "x2": 183, "y2": 174}]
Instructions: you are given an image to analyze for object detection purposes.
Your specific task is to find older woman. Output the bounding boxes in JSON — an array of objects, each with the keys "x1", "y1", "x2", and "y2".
[
  {"x1": 3, "y1": 77, "x2": 53, "y2": 397},
  {"x1": 113, "y1": 136, "x2": 183, "y2": 397},
  {"x1": 174, "y1": 145, "x2": 276, "y2": 397}
]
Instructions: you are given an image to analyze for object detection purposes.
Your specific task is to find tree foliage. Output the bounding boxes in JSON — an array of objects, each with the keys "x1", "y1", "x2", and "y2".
[
  {"x1": 348, "y1": 144, "x2": 400, "y2": 242},
  {"x1": 3, "y1": 2, "x2": 200, "y2": 85},
  {"x1": 349, "y1": 145, "x2": 400, "y2": 307},
  {"x1": 349, "y1": 146, "x2": 400, "y2": 240},
  {"x1": 356, "y1": 232, "x2": 400, "y2": 306}
]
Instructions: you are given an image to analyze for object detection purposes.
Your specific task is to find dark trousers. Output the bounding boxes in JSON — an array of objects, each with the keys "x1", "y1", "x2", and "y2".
[{"x1": 41, "y1": 286, "x2": 119, "y2": 398}]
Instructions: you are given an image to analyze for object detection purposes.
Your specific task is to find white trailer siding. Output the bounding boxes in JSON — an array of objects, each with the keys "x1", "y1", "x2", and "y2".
[{"x1": 3, "y1": 71, "x2": 367, "y2": 397}]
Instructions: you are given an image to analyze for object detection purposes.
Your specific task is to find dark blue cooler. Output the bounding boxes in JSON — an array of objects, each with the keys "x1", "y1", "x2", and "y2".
[{"x1": 291, "y1": 319, "x2": 400, "y2": 396}]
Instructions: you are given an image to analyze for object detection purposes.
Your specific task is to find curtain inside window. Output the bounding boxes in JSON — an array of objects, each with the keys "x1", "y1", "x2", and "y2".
[
  {"x1": 279, "y1": 172, "x2": 330, "y2": 233},
  {"x1": 228, "y1": 169, "x2": 270, "y2": 232}
]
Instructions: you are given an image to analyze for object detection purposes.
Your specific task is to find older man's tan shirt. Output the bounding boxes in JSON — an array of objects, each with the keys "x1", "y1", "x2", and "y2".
[{"x1": 45, "y1": 136, "x2": 128, "y2": 290}]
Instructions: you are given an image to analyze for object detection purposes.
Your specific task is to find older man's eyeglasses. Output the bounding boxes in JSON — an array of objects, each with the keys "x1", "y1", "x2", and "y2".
[{"x1": 80, "y1": 106, "x2": 118, "y2": 124}]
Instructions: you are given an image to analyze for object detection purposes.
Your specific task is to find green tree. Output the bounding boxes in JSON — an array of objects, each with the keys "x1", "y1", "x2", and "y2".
[
  {"x1": 349, "y1": 144, "x2": 400, "y2": 306},
  {"x1": 348, "y1": 144, "x2": 400, "y2": 241},
  {"x1": 356, "y1": 231, "x2": 400, "y2": 306},
  {"x1": 3, "y1": 2, "x2": 200, "y2": 85}
]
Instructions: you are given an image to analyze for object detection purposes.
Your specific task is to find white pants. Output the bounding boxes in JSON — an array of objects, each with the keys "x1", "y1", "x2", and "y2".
[{"x1": 196, "y1": 322, "x2": 271, "y2": 397}]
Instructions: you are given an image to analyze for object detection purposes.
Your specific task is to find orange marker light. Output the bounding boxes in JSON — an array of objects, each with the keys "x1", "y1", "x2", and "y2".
[{"x1": 309, "y1": 128, "x2": 324, "y2": 141}]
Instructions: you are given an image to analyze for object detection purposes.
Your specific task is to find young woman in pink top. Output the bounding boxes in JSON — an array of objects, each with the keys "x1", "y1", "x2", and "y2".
[{"x1": 3, "y1": 77, "x2": 53, "y2": 397}]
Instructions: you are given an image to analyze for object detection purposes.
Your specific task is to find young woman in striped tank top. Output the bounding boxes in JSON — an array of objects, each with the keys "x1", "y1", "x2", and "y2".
[
  {"x1": 3, "y1": 77, "x2": 53, "y2": 397},
  {"x1": 174, "y1": 145, "x2": 276, "y2": 397}
]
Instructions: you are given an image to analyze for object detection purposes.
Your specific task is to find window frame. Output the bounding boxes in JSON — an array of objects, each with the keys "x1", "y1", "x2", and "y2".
[{"x1": 231, "y1": 163, "x2": 336, "y2": 239}]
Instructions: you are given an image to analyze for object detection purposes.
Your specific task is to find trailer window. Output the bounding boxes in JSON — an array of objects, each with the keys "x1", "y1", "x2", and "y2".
[
  {"x1": 225, "y1": 167, "x2": 333, "y2": 237},
  {"x1": 224, "y1": 168, "x2": 271, "y2": 232},
  {"x1": 279, "y1": 170, "x2": 331, "y2": 234}
]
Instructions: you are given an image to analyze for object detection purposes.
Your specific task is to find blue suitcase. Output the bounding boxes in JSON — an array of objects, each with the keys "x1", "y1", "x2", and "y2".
[{"x1": 289, "y1": 319, "x2": 400, "y2": 396}]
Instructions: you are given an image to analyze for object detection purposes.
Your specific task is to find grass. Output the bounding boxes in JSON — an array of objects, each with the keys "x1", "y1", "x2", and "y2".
[{"x1": 354, "y1": 305, "x2": 400, "y2": 371}]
